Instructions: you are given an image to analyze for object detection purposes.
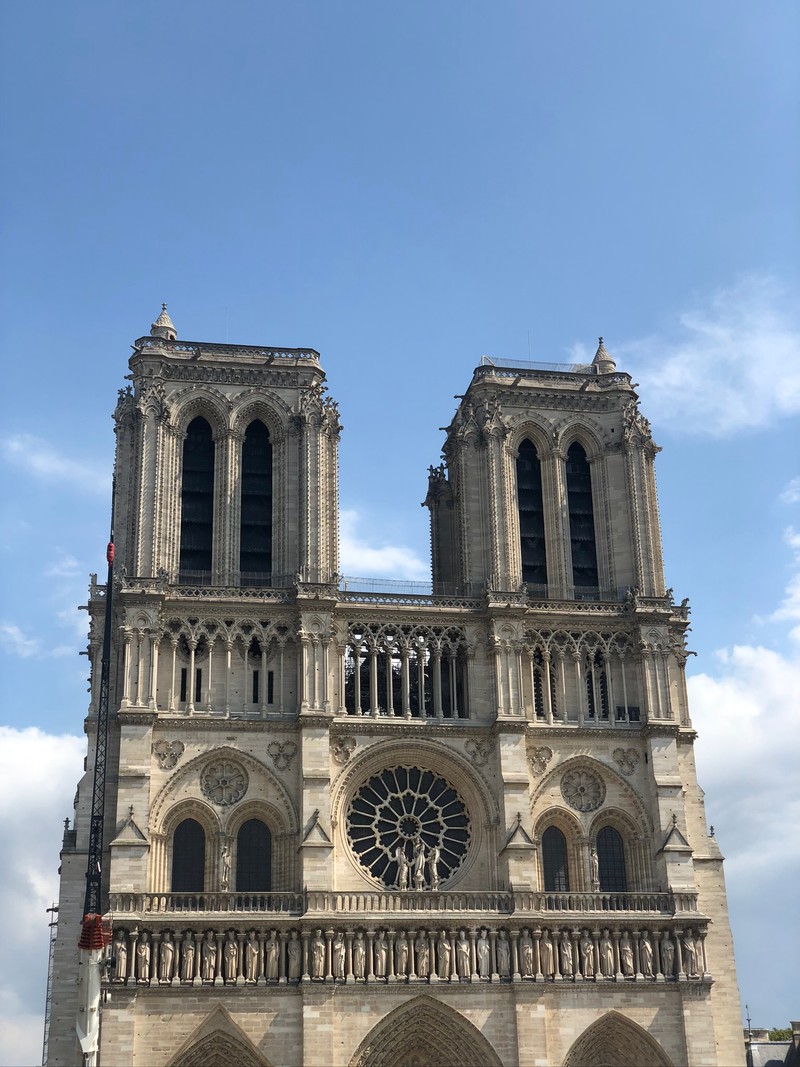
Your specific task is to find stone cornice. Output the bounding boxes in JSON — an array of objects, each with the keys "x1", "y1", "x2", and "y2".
[
  {"x1": 330, "y1": 719, "x2": 489, "y2": 740},
  {"x1": 151, "y1": 716, "x2": 299, "y2": 734}
]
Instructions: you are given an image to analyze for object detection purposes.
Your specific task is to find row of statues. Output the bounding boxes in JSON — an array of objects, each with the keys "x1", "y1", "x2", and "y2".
[{"x1": 111, "y1": 925, "x2": 706, "y2": 985}]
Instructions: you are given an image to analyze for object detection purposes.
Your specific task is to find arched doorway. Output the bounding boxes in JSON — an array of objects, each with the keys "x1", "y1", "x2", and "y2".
[
  {"x1": 349, "y1": 996, "x2": 503, "y2": 1067},
  {"x1": 563, "y1": 1011, "x2": 674, "y2": 1067},
  {"x1": 167, "y1": 1005, "x2": 273, "y2": 1067}
]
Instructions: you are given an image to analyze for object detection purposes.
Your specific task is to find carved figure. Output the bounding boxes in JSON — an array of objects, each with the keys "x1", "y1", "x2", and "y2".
[
  {"x1": 220, "y1": 846, "x2": 231, "y2": 891},
  {"x1": 245, "y1": 932, "x2": 258, "y2": 983},
  {"x1": 518, "y1": 929, "x2": 533, "y2": 977},
  {"x1": 353, "y1": 932, "x2": 366, "y2": 979},
  {"x1": 374, "y1": 931, "x2": 388, "y2": 978},
  {"x1": 311, "y1": 929, "x2": 325, "y2": 979},
  {"x1": 640, "y1": 932, "x2": 654, "y2": 977},
  {"x1": 136, "y1": 932, "x2": 151, "y2": 983},
  {"x1": 265, "y1": 931, "x2": 279, "y2": 980},
  {"x1": 496, "y1": 931, "x2": 511, "y2": 977},
  {"x1": 540, "y1": 931, "x2": 554, "y2": 977},
  {"x1": 395, "y1": 931, "x2": 409, "y2": 977},
  {"x1": 661, "y1": 933, "x2": 675, "y2": 978},
  {"x1": 580, "y1": 931, "x2": 594, "y2": 977},
  {"x1": 428, "y1": 844, "x2": 441, "y2": 891},
  {"x1": 560, "y1": 932, "x2": 574, "y2": 977},
  {"x1": 181, "y1": 932, "x2": 195, "y2": 982},
  {"x1": 620, "y1": 933, "x2": 634, "y2": 977},
  {"x1": 456, "y1": 931, "x2": 470, "y2": 978},
  {"x1": 477, "y1": 928, "x2": 491, "y2": 978},
  {"x1": 412, "y1": 839, "x2": 427, "y2": 890},
  {"x1": 395, "y1": 846, "x2": 409, "y2": 891},
  {"x1": 224, "y1": 935, "x2": 238, "y2": 983},
  {"x1": 599, "y1": 930, "x2": 614, "y2": 977},
  {"x1": 287, "y1": 931, "x2": 302, "y2": 980},
  {"x1": 332, "y1": 932, "x2": 346, "y2": 979},
  {"x1": 590, "y1": 847, "x2": 600, "y2": 888},
  {"x1": 414, "y1": 931, "x2": 429, "y2": 977},
  {"x1": 683, "y1": 931, "x2": 698, "y2": 976},
  {"x1": 113, "y1": 933, "x2": 127, "y2": 982},
  {"x1": 202, "y1": 932, "x2": 217, "y2": 981},
  {"x1": 436, "y1": 930, "x2": 451, "y2": 979},
  {"x1": 159, "y1": 933, "x2": 174, "y2": 982}
]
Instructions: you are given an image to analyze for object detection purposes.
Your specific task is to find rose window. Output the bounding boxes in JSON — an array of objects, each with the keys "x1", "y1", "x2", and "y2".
[
  {"x1": 201, "y1": 760, "x2": 248, "y2": 806},
  {"x1": 346, "y1": 766, "x2": 471, "y2": 888},
  {"x1": 560, "y1": 767, "x2": 605, "y2": 812}
]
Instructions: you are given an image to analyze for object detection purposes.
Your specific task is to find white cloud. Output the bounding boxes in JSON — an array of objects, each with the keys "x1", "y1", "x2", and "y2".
[
  {"x1": 779, "y1": 476, "x2": 800, "y2": 505},
  {"x1": 45, "y1": 552, "x2": 81, "y2": 579},
  {"x1": 339, "y1": 508, "x2": 428, "y2": 581},
  {"x1": 0, "y1": 727, "x2": 85, "y2": 1067},
  {"x1": 0, "y1": 433, "x2": 109, "y2": 494},
  {"x1": 603, "y1": 275, "x2": 800, "y2": 437},
  {"x1": 0, "y1": 622, "x2": 40, "y2": 658}
]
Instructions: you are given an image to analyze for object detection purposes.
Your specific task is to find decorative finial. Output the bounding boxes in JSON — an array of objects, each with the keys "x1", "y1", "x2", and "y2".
[
  {"x1": 150, "y1": 303, "x2": 177, "y2": 341},
  {"x1": 709, "y1": 825, "x2": 715, "y2": 837},
  {"x1": 128, "y1": 805, "x2": 135, "y2": 820},
  {"x1": 672, "y1": 813, "x2": 678, "y2": 827}
]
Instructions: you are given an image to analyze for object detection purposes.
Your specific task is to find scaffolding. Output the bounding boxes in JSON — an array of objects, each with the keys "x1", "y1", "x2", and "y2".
[{"x1": 41, "y1": 904, "x2": 58, "y2": 1066}]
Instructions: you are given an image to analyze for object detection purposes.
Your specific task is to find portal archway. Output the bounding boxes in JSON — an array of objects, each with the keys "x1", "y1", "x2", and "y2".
[
  {"x1": 349, "y1": 996, "x2": 503, "y2": 1067},
  {"x1": 167, "y1": 1005, "x2": 273, "y2": 1067},
  {"x1": 563, "y1": 1011, "x2": 674, "y2": 1067}
]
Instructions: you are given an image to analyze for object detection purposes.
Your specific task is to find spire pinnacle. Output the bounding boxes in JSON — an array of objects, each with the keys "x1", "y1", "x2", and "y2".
[
  {"x1": 592, "y1": 335, "x2": 616, "y2": 374},
  {"x1": 150, "y1": 303, "x2": 177, "y2": 341}
]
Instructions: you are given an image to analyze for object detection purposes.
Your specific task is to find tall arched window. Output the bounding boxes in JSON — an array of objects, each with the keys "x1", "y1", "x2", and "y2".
[
  {"x1": 236, "y1": 818, "x2": 272, "y2": 892},
  {"x1": 596, "y1": 825, "x2": 627, "y2": 892},
  {"x1": 542, "y1": 826, "x2": 570, "y2": 891},
  {"x1": 566, "y1": 442, "x2": 598, "y2": 590},
  {"x1": 586, "y1": 651, "x2": 609, "y2": 720},
  {"x1": 240, "y1": 420, "x2": 273, "y2": 584},
  {"x1": 517, "y1": 439, "x2": 547, "y2": 587},
  {"x1": 171, "y1": 818, "x2": 206, "y2": 892},
  {"x1": 532, "y1": 648, "x2": 558, "y2": 720},
  {"x1": 179, "y1": 417, "x2": 215, "y2": 582}
]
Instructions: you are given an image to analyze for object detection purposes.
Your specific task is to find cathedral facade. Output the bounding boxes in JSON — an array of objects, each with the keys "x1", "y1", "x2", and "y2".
[{"x1": 46, "y1": 308, "x2": 743, "y2": 1066}]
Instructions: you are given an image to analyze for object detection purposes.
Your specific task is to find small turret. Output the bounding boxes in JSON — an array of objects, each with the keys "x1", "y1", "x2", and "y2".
[
  {"x1": 592, "y1": 336, "x2": 616, "y2": 374},
  {"x1": 150, "y1": 303, "x2": 177, "y2": 341}
]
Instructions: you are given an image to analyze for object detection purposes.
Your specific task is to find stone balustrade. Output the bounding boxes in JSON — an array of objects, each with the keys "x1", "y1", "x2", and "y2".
[
  {"x1": 107, "y1": 920, "x2": 711, "y2": 988},
  {"x1": 108, "y1": 889, "x2": 693, "y2": 919}
]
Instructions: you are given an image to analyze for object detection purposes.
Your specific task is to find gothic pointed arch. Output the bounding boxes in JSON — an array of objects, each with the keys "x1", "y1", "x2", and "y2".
[
  {"x1": 349, "y1": 995, "x2": 503, "y2": 1067},
  {"x1": 562, "y1": 1011, "x2": 674, "y2": 1067},
  {"x1": 167, "y1": 1004, "x2": 274, "y2": 1067}
]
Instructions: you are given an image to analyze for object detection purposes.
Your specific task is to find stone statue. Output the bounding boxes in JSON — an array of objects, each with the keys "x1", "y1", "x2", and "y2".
[
  {"x1": 456, "y1": 931, "x2": 470, "y2": 978},
  {"x1": 519, "y1": 929, "x2": 533, "y2": 978},
  {"x1": 412, "y1": 838, "x2": 427, "y2": 890},
  {"x1": 683, "y1": 931, "x2": 698, "y2": 976},
  {"x1": 136, "y1": 932, "x2": 150, "y2": 983},
  {"x1": 661, "y1": 933, "x2": 675, "y2": 978},
  {"x1": 332, "y1": 932, "x2": 346, "y2": 979},
  {"x1": 202, "y1": 932, "x2": 217, "y2": 982},
  {"x1": 353, "y1": 932, "x2": 366, "y2": 979},
  {"x1": 311, "y1": 929, "x2": 326, "y2": 979},
  {"x1": 245, "y1": 931, "x2": 259, "y2": 983},
  {"x1": 414, "y1": 931, "x2": 429, "y2": 978},
  {"x1": 496, "y1": 931, "x2": 511, "y2": 977},
  {"x1": 395, "y1": 931, "x2": 409, "y2": 978},
  {"x1": 640, "y1": 932, "x2": 654, "y2": 977},
  {"x1": 159, "y1": 933, "x2": 174, "y2": 983},
  {"x1": 181, "y1": 932, "x2": 195, "y2": 982},
  {"x1": 287, "y1": 931, "x2": 302, "y2": 980},
  {"x1": 540, "y1": 931, "x2": 554, "y2": 977},
  {"x1": 265, "y1": 931, "x2": 279, "y2": 980},
  {"x1": 224, "y1": 935, "x2": 238, "y2": 983},
  {"x1": 599, "y1": 930, "x2": 614, "y2": 977},
  {"x1": 580, "y1": 931, "x2": 594, "y2": 977},
  {"x1": 428, "y1": 844, "x2": 441, "y2": 891},
  {"x1": 374, "y1": 931, "x2": 388, "y2": 978},
  {"x1": 560, "y1": 932, "x2": 574, "y2": 977},
  {"x1": 620, "y1": 933, "x2": 634, "y2": 977},
  {"x1": 436, "y1": 930, "x2": 451, "y2": 979},
  {"x1": 590, "y1": 847, "x2": 600, "y2": 889},
  {"x1": 220, "y1": 846, "x2": 231, "y2": 892},
  {"x1": 395, "y1": 846, "x2": 410, "y2": 891},
  {"x1": 113, "y1": 932, "x2": 127, "y2": 982},
  {"x1": 477, "y1": 928, "x2": 491, "y2": 978}
]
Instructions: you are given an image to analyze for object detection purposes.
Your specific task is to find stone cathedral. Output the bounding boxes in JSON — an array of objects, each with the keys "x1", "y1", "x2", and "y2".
[{"x1": 46, "y1": 307, "x2": 743, "y2": 1067}]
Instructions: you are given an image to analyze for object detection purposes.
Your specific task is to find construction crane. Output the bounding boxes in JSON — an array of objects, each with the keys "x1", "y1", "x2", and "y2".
[{"x1": 76, "y1": 486, "x2": 116, "y2": 1066}]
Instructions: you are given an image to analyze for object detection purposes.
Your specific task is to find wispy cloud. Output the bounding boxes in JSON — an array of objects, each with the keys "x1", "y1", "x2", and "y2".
[
  {"x1": 0, "y1": 622, "x2": 39, "y2": 659},
  {"x1": 780, "y1": 477, "x2": 800, "y2": 505},
  {"x1": 45, "y1": 551, "x2": 81, "y2": 579},
  {"x1": 0, "y1": 433, "x2": 109, "y2": 494},
  {"x1": 339, "y1": 508, "x2": 428, "y2": 581},
  {"x1": 576, "y1": 275, "x2": 800, "y2": 437}
]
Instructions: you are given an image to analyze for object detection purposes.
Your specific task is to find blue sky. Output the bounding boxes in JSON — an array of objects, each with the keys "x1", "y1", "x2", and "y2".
[{"x1": 1, "y1": 3, "x2": 798, "y2": 1062}]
